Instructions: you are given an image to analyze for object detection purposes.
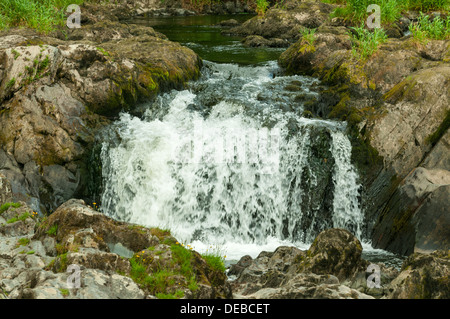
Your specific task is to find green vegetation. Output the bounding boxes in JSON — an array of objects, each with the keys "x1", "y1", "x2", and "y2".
[
  {"x1": 201, "y1": 245, "x2": 226, "y2": 273},
  {"x1": 408, "y1": 0, "x2": 450, "y2": 11},
  {"x1": 127, "y1": 241, "x2": 226, "y2": 298},
  {"x1": 129, "y1": 253, "x2": 187, "y2": 298},
  {"x1": 348, "y1": 24, "x2": 388, "y2": 60},
  {"x1": 6, "y1": 211, "x2": 31, "y2": 224},
  {"x1": 0, "y1": 202, "x2": 21, "y2": 214},
  {"x1": 46, "y1": 224, "x2": 58, "y2": 236},
  {"x1": 11, "y1": 49, "x2": 20, "y2": 60},
  {"x1": 17, "y1": 237, "x2": 30, "y2": 246},
  {"x1": 409, "y1": 12, "x2": 450, "y2": 41},
  {"x1": 256, "y1": 0, "x2": 269, "y2": 16},
  {"x1": 59, "y1": 288, "x2": 70, "y2": 297},
  {"x1": 0, "y1": 0, "x2": 84, "y2": 33},
  {"x1": 328, "y1": 0, "x2": 449, "y2": 25},
  {"x1": 6, "y1": 78, "x2": 16, "y2": 89},
  {"x1": 299, "y1": 27, "x2": 317, "y2": 46}
]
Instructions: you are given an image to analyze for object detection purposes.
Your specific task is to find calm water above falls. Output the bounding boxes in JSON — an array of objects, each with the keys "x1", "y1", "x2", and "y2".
[{"x1": 99, "y1": 15, "x2": 404, "y2": 268}]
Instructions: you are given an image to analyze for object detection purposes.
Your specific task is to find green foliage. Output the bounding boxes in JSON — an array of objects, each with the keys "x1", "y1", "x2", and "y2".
[
  {"x1": 256, "y1": 0, "x2": 269, "y2": 16},
  {"x1": 17, "y1": 237, "x2": 30, "y2": 246},
  {"x1": 11, "y1": 49, "x2": 20, "y2": 60},
  {"x1": 129, "y1": 256, "x2": 181, "y2": 297},
  {"x1": 0, "y1": 202, "x2": 21, "y2": 214},
  {"x1": 299, "y1": 27, "x2": 317, "y2": 45},
  {"x1": 349, "y1": 24, "x2": 388, "y2": 60},
  {"x1": 408, "y1": 0, "x2": 450, "y2": 11},
  {"x1": 6, "y1": 211, "x2": 31, "y2": 224},
  {"x1": 201, "y1": 245, "x2": 226, "y2": 273},
  {"x1": 171, "y1": 244, "x2": 195, "y2": 278},
  {"x1": 0, "y1": 0, "x2": 84, "y2": 33},
  {"x1": 330, "y1": 0, "x2": 407, "y2": 25},
  {"x1": 59, "y1": 288, "x2": 69, "y2": 297},
  {"x1": 6, "y1": 78, "x2": 15, "y2": 89},
  {"x1": 409, "y1": 12, "x2": 450, "y2": 41},
  {"x1": 46, "y1": 224, "x2": 58, "y2": 236}
]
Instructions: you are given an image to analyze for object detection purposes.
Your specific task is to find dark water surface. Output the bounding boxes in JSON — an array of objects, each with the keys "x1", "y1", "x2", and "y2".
[{"x1": 128, "y1": 14, "x2": 285, "y2": 65}]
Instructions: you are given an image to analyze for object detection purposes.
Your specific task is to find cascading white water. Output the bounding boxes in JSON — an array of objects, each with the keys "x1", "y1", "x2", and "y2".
[
  {"x1": 330, "y1": 131, "x2": 363, "y2": 239},
  {"x1": 99, "y1": 61, "x2": 365, "y2": 259}
]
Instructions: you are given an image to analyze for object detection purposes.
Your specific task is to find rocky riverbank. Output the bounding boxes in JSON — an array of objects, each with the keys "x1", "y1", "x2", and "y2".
[
  {"x1": 227, "y1": 0, "x2": 450, "y2": 257},
  {"x1": 0, "y1": 4, "x2": 202, "y2": 215},
  {"x1": 1, "y1": 175, "x2": 448, "y2": 299}
]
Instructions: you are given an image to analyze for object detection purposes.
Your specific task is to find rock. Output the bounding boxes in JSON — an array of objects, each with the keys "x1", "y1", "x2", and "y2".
[
  {"x1": 297, "y1": 228, "x2": 368, "y2": 281},
  {"x1": 0, "y1": 19, "x2": 202, "y2": 212},
  {"x1": 278, "y1": 21, "x2": 450, "y2": 255},
  {"x1": 372, "y1": 168, "x2": 450, "y2": 255},
  {"x1": 230, "y1": 239, "x2": 376, "y2": 299},
  {"x1": 242, "y1": 35, "x2": 289, "y2": 48},
  {"x1": 387, "y1": 250, "x2": 450, "y2": 299},
  {"x1": 225, "y1": 0, "x2": 335, "y2": 42},
  {"x1": 245, "y1": 273, "x2": 374, "y2": 299},
  {"x1": 1, "y1": 198, "x2": 231, "y2": 299},
  {"x1": 0, "y1": 174, "x2": 12, "y2": 204},
  {"x1": 279, "y1": 26, "x2": 352, "y2": 76},
  {"x1": 217, "y1": 19, "x2": 240, "y2": 27},
  {"x1": 228, "y1": 255, "x2": 253, "y2": 278}
]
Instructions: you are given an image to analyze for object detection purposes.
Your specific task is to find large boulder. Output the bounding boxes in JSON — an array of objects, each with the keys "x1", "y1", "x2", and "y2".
[
  {"x1": 229, "y1": 229, "x2": 390, "y2": 299},
  {"x1": 372, "y1": 168, "x2": 450, "y2": 255},
  {"x1": 225, "y1": 0, "x2": 335, "y2": 43},
  {"x1": 1, "y1": 199, "x2": 231, "y2": 299},
  {"x1": 387, "y1": 250, "x2": 450, "y2": 299},
  {"x1": 0, "y1": 21, "x2": 202, "y2": 213},
  {"x1": 297, "y1": 228, "x2": 368, "y2": 281}
]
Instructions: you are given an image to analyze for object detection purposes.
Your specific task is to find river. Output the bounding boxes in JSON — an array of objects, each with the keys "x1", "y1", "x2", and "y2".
[{"x1": 96, "y1": 14, "x2": 404, "y2": 269}]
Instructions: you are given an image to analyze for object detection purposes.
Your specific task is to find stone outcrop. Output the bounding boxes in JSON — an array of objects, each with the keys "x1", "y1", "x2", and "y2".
[
  {"x1": 224, "y1": 0, "x2": 335, "y2": 43},
  {"x1": 0, "y1": 18, "x2": 201, "y2": 214},
  {"x1": 387, "y1": 250, "x2": 450, "y2": 299},
  {"x1": 297, "y1": 228, "x2": 368, "y2": 281},
  {"x1": 372, "y1": 168, "x2": 450, "y2": 255},
  {"x1": 0, "y1": 198, "x2": 231, "y2": 299},
  {"x1": 230, "y1": 229, "x2": 390, "y2": 299},
  {"x1": 79, "y1": 0, "x2": 253, "y2": 20},
  {"x1": 277, "y1": 14, "x2": 450, "y2": 255},
  {"x1": 229, "y1": 228, "x2": 449, "y2": 299}
]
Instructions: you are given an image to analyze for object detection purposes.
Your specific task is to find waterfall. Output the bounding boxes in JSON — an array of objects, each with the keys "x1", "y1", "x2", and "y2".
[{"x1": 99, "y1": 61, "x2": 365, "y2": 258}]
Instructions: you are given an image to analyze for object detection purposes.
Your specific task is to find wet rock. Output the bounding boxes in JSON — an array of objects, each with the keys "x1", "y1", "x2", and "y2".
[
  {"x1": 217, "y1": 19, "x2": 240, "y2": 27},
  {"x1": 0, "y1": 174, "x2": 12, "y2": 205},
  {"x1": 225, "y1": 0, "x2": 335, "y2": 42},
  {"x1": 0, "y1": 19, "x2": 202, "y2": 212},
  {"x1": 228, "y1": 255, "x2": 253, "y2": 278},
  {"x1": 387, "y1": 250, "x2": 450, "y2": 299},
  {"x1": 242, "y1": 35, "x2": 289, "y2": 48},
  {"x1": 230, "y1": 236, "x2": 377, "y2": 299},
  {"x1": 1, "y1": 197, "x2": 231, "y2": 299},
  {"x1": 297, "y1": 228, "x2": 368, "y2": 281},
  {"x1": 372, "y1": 168, "x2": 450, "y2": 255}
]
